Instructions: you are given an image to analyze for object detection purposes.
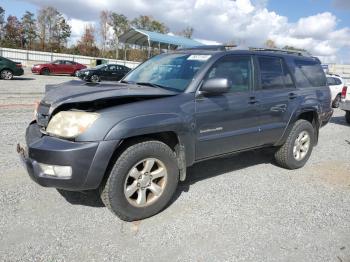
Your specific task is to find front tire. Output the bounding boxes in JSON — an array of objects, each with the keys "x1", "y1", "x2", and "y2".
[
  {"x1": 101, "y1": 140, "x2": 179, "y2": 221},
  {"x1": 275, "y1": 120, "x2": 315, "y2": 169},
  {"x1": 346, "y1": 111, "x2": 350, "y2": 124},
  {"x1": 90, "y1": 74, "x2": 100, "y2": 83},
  {"x1": 1, "y1": 69, "x2": 14, "y2": 80},
  {"x1": 41, "y1": 68, "x2": 50, "y2": 75}
]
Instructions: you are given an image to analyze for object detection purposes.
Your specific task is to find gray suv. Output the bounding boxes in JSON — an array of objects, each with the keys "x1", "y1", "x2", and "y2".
[{"x1": 18, "y1": 47, "x2": 333, "y2": 221}]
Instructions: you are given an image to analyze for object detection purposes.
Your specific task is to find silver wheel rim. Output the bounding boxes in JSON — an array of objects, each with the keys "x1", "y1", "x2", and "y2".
[
  {"x1": 91, "y1": 75, "x2": 99, "y2": 82},
  {"x1": 293, "y1": 131, "x2": 311, "y2": 161},
  {"x1": 1, "y1": 70, "x2": 13, "y2": 80},
  {"x1": 124, "y1": 158, "x2": 167, "y2": 208}
]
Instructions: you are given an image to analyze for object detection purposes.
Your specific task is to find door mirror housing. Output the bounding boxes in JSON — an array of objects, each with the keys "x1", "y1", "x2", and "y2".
[{"x1": 201, "y1": 78, "x2": 230, "y2": 94}]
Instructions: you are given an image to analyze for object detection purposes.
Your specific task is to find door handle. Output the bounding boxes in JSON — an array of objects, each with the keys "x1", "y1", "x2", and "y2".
[
  {"x1": 289, "y1": 92, "x2": 297, "y2": 99},
  {"x1": 249, "y1": 96, "x2": 258, "y2": 104}
]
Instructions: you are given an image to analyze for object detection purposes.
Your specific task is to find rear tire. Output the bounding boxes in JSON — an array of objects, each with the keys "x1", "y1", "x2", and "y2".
[
  {"x1": 275, "y1": 120, "x2": 315, "y2": 169},
  {"x1": 100, "y1": 140, "x2": 179, "y2": 221},
  {"x1": 0, "y1": 69, "x2": 14, "y2": 80},
  {"x1": 332, "y1": 94, "x2": 341, "y2": 108},
  {"x1": 346, "y1": 111, "x2": 350, "y2": 124}
]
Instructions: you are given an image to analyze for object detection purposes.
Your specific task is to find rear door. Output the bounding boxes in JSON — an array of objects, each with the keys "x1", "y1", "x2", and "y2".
[
  {"x1": 252, "y1": 55, "x2": 298, "y2": 145},
  {"x1": 195, "y1": 55, "x2": 262, "y2": 160}
]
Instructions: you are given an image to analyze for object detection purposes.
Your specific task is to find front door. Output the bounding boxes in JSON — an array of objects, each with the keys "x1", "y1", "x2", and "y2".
[
  {"x1": 195, "y1": 55, "x2": 262, "y2": 160},
  {"x1": 109, "y1": 65, "x2": 120, "y2": 81}
]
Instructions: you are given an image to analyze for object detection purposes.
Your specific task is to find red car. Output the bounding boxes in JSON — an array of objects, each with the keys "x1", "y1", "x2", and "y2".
[{"x1": 31, "y1": 60, "x2": 87, "y2": 76}]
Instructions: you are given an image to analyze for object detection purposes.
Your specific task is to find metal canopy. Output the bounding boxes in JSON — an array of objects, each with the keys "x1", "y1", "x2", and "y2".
[{"x1": 119, "y1": 27, "x2": 202, "y2": 49}]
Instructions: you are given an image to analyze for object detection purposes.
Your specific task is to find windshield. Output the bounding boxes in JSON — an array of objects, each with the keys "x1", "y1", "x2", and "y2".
[{"x1": 123, "y1": 53, "x2": 210, "y2": 92}]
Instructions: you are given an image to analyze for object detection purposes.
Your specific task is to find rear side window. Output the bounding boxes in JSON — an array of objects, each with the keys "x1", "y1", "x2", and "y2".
[
  {"x1": 327, "y1": 77, "x2": 336, "y2": 85},
  {"x1": 334, "y1": 77, "x2": 342, "y2": 85},
  {"x1": 258, "y1": 56, "x2": 294, "y2": 90},
  {"x1": 293, "y1": 59, "x2": 326, "y2": 87}
]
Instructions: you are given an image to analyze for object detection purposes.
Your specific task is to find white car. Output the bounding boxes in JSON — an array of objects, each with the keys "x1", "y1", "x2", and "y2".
[
  {"x1": 339, "y1": 85, "x2": 350, "y2": 124},
  {"x1": 326, "y1": 74, "x2": 345, "y2": 108}
]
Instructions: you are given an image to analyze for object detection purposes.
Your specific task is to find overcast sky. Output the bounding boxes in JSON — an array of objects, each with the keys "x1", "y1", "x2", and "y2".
[{"x1": 1, "y1": 0, "x2": 350, "y2": 63}]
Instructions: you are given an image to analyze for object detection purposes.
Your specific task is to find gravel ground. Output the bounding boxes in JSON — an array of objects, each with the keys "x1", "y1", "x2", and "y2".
[{"x1": 0, "y1": 70, "x2": 350, "y2": 261}]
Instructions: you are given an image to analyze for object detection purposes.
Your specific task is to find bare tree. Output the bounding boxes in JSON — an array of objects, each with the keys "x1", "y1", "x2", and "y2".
[
  {"x1": 109, "y1": 13, "x2": 129, "y2": 59},
  {"x1": 265, "y1": 39, "x2": 277, "y2": 48},
  {"x1": 99, "y1": 10, "x2": 111, "y2": 56},
  {"x1": 0, "y1": 6, "x2": 5, "y2": 41},
  {"x1": 178, "y1": 26, "x2": 194, "y2": 39}
]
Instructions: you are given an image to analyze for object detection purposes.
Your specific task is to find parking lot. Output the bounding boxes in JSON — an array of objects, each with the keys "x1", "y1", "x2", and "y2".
[{"x1": 0, "y1": 70, "x2": 350, "y2": 261}]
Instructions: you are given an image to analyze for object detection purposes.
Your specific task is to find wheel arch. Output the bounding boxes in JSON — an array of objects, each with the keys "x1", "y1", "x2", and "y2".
[
  {"x1": 277, "y1": 107, "x2": 320, "y2": 146},
  {"x1": 100, "y1": 130, "x2": 190, "y2": 188}
]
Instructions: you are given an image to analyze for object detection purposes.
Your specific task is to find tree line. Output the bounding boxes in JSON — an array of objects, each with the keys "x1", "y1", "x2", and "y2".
[{"x1": 0, "y1": 6, "x2": 194, "y2": 61}]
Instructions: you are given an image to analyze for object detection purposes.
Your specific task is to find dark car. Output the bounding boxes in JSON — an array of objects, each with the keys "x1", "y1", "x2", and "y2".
[
  {"x1": 18, "y1": 46, "x2": 333, "y2": 221},
  {"x1": 76, "y1": 64, "x2": 131, "y2": 82},
  {"x1": 31, "y1": 60, "x2": 86, "y2": 76},
  {"x1": 0, "y1": 56, "x2": 24, "y2": 80}
]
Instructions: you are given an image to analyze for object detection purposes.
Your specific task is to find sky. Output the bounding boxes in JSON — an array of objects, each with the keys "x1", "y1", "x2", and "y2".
[{"x1": 0, "y1": 0, "x2": 349, "y2": 63}]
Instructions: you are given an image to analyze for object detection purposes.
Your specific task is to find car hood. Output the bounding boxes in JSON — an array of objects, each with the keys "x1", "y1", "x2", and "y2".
[
  {"x1": 78, "y1": 68, "x2": 93, "y2": 72},
  {"x1": 43, "y1": 80, "x2": 178, "y2": 113}
]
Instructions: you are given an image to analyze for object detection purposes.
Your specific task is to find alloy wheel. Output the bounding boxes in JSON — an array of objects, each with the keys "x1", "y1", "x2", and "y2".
[
  {"x1": 1, "y1": 70, "x2": 13, "y2": 80},
  {"x1": 293, "y1": 131, "x2": 311, "y2": 161},
  {"x1": 124, "y1": 158, "x2": 168, "y2": 207}
]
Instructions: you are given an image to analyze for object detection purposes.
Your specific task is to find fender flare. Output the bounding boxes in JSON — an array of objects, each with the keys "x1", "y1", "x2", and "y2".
[{"x1": 104, "y1": 113, "x2": 196, "y2": 174}]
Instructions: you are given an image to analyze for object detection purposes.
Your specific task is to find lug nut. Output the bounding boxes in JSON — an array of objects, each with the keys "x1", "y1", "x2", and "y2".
[{"x1": 137, "y1": 183, "x2": 140, "y2": 187}]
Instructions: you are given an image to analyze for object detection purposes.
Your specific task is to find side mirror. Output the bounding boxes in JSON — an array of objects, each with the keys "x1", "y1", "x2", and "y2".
[{"x1": 201, "y1": 78, "x2": 230, "y2": 94}]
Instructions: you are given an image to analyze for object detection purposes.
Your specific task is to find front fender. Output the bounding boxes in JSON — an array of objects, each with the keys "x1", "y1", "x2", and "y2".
[{"x1": 104, "y1": 113, "x2": 196, "y2": 166}]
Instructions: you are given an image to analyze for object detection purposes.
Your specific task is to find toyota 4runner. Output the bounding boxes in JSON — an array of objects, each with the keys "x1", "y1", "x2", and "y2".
[{"x1": 18, "y1": 46, "x2": 333, "y2": 221}]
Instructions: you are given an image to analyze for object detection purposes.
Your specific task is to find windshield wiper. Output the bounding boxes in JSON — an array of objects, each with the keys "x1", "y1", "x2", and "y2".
[
  {"x1": 136, "y1": 82, "x2": 169, "y2": 89},
  {"x1": 120, "y1": 80, "x2": 134, "y2": 84}
]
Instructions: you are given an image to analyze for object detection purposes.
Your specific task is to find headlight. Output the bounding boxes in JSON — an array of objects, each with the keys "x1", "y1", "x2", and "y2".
[
  {"x1": 84, "y1": 71, "x2": 90, "y2": 75},
  {"x1": 46, "y1": 111, "x2": 99, "y2": 138}
]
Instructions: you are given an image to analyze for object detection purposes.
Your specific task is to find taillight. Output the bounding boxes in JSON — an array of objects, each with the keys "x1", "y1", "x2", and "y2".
[
  {"x1": 341, "y1": 86, "x2": 347, "y2": 99},
  {"x1": 16, "y1": 63, "x2": 22, "y2": 68}
]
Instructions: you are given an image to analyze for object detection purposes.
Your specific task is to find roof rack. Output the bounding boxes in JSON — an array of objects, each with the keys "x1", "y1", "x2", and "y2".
[
  {"x1": 177, "y1": 45, "x2": 237, "y2": 51},
  {"x1": 249, "y1": 47, "x2": 311, "y2": 57}
]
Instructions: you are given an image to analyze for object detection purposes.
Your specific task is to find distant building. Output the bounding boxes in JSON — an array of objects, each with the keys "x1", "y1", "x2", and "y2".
[{"x1": 324, "y1": 64, "x2": 350, "y2": 84}]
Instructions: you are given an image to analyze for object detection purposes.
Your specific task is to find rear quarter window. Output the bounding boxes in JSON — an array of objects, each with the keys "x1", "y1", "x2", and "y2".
[{"x1": 293, "y1": 59, "x2": 327, "y2": 87}]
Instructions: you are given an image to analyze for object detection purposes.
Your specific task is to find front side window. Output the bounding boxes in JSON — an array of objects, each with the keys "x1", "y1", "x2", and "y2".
[
  {"x1": 258, "y1": 56, "x2": 294, "y2": 90},
  {"x1": 205, "y1": 55, "x2": 252, "y2": 93},
  {"x1": 108, "y1": 65, "x2": 117, "y2": 71},
  {"x1": 123, "y1": 53, "x2": 209, "y2": 92}
]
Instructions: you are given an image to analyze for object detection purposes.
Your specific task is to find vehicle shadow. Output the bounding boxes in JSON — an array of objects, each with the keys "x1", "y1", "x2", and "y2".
[
  {"x1": 56, "y1": 188, "x2": 105, "y2": 208},
  {"x1": 330, "y1": 115, "x2": 349, "y2": 127},
  {"x1": 170, "y1": 148, "x2": 276, "y2": 205},
  {"x1": 57, "y1": 148, "x2": 277, "y2": 209},
  {"x1": 12, "y1": 77, "x2": 35, "y2": 81}
]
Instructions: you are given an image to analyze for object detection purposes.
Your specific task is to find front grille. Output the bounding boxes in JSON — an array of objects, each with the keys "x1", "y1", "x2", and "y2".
[{"x1": 36, "y1": 102, "x2": 50, "y2": 128}]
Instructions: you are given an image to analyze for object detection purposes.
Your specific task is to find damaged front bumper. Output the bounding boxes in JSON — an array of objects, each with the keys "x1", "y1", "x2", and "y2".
[{"x1": 18, "y1": 122, "x2": 119, "y2": 191}]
